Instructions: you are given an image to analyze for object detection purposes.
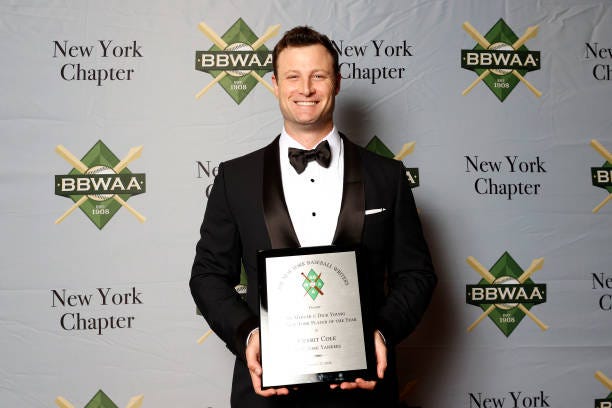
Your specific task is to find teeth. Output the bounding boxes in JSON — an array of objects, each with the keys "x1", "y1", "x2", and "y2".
[{"x1": 296, "y1": 101, "x2": 317, "y2": 106}]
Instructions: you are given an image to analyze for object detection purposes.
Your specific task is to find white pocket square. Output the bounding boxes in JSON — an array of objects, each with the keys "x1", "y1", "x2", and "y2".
[{"x1": 365, "y1": 208, "x2": 386, "y2": 215}]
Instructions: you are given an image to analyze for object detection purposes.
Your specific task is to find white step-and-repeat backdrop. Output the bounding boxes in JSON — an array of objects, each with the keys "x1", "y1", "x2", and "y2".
[{"x1": 1, "y1": 1, "x2": 611, "y2": 407}]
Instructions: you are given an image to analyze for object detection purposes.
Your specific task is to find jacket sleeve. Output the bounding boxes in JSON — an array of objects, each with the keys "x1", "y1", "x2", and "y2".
[
  {"x1": 189, "y1": 162, "x2": 258, "y2": 362},
  {"x1": 376, "y1": 161, "x2": 437, "y2": 346}
]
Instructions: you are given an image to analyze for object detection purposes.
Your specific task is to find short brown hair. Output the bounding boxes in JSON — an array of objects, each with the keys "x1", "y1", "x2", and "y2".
[{"x1": 272, "y1": 26, "x2": 339, "y2": 77}]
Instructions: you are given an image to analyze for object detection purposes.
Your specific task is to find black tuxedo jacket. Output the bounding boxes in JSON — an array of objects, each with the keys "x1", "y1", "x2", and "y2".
[{"x1": 190, "y1": 135, "x2": 436, "y2": 408}]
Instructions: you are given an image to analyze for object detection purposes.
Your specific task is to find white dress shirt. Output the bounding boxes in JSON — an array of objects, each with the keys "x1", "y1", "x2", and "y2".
[{"x1": 278, "y1": 127, "x2": 344, "y2": 247}]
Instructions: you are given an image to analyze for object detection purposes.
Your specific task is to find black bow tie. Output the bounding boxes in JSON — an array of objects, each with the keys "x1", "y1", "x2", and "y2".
[{"x1": 288, "y1": 140, "x2": 332, "y2": 174}]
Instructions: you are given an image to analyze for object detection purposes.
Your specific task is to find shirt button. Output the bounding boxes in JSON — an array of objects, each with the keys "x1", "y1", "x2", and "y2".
[
  {"x1": 312, "y1": 212, "x2": 316, "y2": 216},
  {"x1": 310, "y1": 178, "x2": 315, "y2": 183}
]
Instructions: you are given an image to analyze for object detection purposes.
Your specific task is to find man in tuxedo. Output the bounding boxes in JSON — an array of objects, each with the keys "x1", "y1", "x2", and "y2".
[{"x1": 190, "y1": 26, "x2": 436, "y2": 407}]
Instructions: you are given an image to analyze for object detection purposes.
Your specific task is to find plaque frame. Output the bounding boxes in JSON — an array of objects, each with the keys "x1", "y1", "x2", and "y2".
[{"x1": 257, "y1": 245, "x2": 376, "y2": 389}]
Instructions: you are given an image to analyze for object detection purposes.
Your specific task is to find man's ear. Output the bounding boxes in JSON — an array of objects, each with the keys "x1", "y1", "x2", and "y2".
[
  {"x1": 334, "y1": 73, "x2": 341, "y2": 95},
  {"x1": 271, "y1": 74, "x2": 279, "y2": 98}
]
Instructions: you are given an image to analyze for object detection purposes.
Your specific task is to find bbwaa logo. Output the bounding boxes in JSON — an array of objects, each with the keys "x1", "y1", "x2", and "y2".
[
  {"x1": 465, "y1": 252, "x2": 548, "y2": 336},
  {"x1": 365, "y1": 136, "x2": 419, "y2": 188},
  {"x1": 590, "y1": 139, "x2": 612, "y2": 213},
  {"x1": 461, "y1": 19, "x2": 541, "y2": 101},
  {"x1": 54, "y1": 141, "x2": 146, "y2": 229},
  {"x1": 302, "y1": 269, "x2": 325, "y2": 300},
  {"x1": 194, "y1": 18, "x2": 279, "y2": 103},
  {"x1": 595, "y1": 371, "x2": 612, "y2": 408},
  {"x1": 55, "y1": 390, "x2": 143, "y2": 408}
]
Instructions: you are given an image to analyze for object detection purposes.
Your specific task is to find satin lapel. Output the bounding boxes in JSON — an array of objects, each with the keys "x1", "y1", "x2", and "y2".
[
  {"x1": 262, "y1": 137, "x2": 300, "y2": 249},
  {"x1": 332, "y1": 135, "x2": 365, "y2": 246}
]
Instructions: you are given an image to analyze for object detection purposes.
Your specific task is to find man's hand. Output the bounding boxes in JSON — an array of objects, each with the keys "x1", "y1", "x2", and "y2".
[
  {"x1": 329, "y1": 330, "x2": 387, "y2": 391},
  {"x1": 245, "y1": 329, "x2": 290, "y2": 397}
]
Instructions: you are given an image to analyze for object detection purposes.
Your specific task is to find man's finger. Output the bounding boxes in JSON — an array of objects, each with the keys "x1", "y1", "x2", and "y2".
[
  {"x1": 245, "y1": 346, "x2": 262, "y2": 375},
  {"x1": 356, "y1": 378, "x2": 377, "y2": 390},
  {"x1": 342, "y1": 378, "x2": 376, "y2": 390},
  {"x1": 374, "y1": 331, "x2": 387, "y2": 379},
  {"x1": 245, "y1": 334, "x2": 265, "y2": 393},
  {"x1": 377, "y1": 358, "x2": 387, "y2": 379}
]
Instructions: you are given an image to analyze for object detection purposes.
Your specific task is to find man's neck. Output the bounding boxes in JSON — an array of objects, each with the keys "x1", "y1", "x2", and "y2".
[{"x1": 284, "y1": 123, "x2": 334, "y2": 149}]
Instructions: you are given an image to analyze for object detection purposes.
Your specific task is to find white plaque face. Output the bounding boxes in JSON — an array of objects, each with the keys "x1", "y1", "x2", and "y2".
[{"x1": 258, "y1": 247, "x2": 372, "y2": 388}]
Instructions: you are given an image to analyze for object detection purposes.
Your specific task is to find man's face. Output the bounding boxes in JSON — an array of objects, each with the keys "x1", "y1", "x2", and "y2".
[{"x1": 272, "y1": 44, "x2": 340, "y2": 137}]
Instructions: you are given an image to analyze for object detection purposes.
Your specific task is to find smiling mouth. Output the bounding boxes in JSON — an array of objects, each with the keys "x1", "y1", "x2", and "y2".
[{"x1": 295, "y1": 101, "x2": 318, "y2": 106}]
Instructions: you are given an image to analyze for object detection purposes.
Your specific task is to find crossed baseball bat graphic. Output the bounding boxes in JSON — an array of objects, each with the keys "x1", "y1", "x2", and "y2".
[
  {"x1": 302, "y1": 272, "x2": 324, "y2": 296},
  {"x1": 591, "y1": 139, "x2": 612, "y2": 213},
  {"x1": 394, "y1": 142, "x2": 415, "y2": 161},
  {"x1": 462, "y1": 21, "x2": 541, "y2": 98},
  {"x1": 595, "y1": 371, "x2": 612, "y2": 394},
  {"x1": 195, "y1": 22, "x2": 280, "y2": 99},
  {"x1": 55, "y1": 145, "x2": 146, "y2": 224},
  {"x1": 466, "y1": 255, "x2": 548, "y2": 332},
  {"x1": 56, "y1": 394, "x2": 143, "y2": 408}
]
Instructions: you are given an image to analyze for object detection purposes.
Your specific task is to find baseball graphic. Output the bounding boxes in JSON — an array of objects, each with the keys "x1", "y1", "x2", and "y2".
[
  {"x1": 85, "y1": 165, "x2": 116, "y2": 201},
  {"x1": 488, "y1": 42, "x2": 513, "y2": 75},
  {"x1": 493, "y1": 275, "x2": 520, "y2": 310},
  {"x1": 224, "y1": 42, "x2": 253, "y2": 77}
]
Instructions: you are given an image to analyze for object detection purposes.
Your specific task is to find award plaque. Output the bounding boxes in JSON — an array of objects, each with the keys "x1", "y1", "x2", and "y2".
[{"x1": 257, "y1": 246, "x2": 375, "y2": 389}]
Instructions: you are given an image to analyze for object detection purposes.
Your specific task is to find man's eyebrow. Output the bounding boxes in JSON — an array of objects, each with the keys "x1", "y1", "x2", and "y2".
[{"x1": 281, "y1": 69, "x2": 332, "y2": 75}]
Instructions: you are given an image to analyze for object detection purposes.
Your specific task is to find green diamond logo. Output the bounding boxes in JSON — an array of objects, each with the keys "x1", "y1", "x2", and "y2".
[
  {"x1": 461, "y1": 19, "x2": 541, "y2": 101},
  {"x1": 194, "y1": 19, "x2": 278, "y2": 104},
  {"x1": 302, "y1": 269, "x2": 324, "y2": 300},
  {"x1": 466, "y1": 252, "x2": 547, "y2": 336},
  {"x1": 56, "y1": 390, "x2": 143, "y2": 408},
  {"x1": 54, "y1": 141, "x2": 146, "y2": 229},
  {"x1": 83, "y1": 390, "x2": 119, "y2": 408},
  {"x1": 365, "y1": 135, "x2": 395, "y2": 157},
  {"x1": 590, "y1": 140, "x2": 612, "y2": 213},
  {"x1": 365, "y1": 136, "x2": 419, "y2": 188}
]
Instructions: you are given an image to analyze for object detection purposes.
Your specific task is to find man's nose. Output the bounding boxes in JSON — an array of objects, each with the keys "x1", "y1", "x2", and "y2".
[{"x1": 299, "y1": 78, "x2": 314, "y2": 95}]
